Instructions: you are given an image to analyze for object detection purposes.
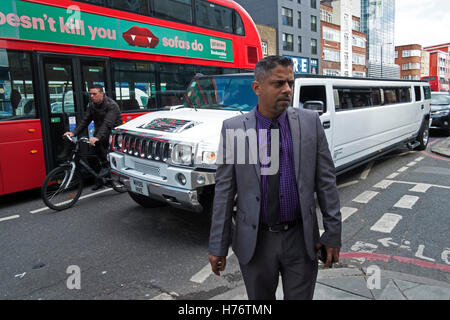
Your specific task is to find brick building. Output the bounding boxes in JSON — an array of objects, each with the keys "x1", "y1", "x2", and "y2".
[
  {"x1": 395, "y1": 44, "x2": 423, "y2": 80},
  {"x1": 320, "y1": 0, "x2": 366, "y2": 77}
]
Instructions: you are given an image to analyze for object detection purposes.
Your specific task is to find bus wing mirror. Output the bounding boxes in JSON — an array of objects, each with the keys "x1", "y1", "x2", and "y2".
[{"x1": 303, "y1": 100, "x2": 324, "y2": 115}]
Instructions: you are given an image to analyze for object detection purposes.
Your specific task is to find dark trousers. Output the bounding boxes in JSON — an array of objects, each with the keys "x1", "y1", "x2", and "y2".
[
  {"x1": 239, "y1": 224, "x2": 318, "y2": 300},
  {"x1": 90, "y1": 139, "x2": 110, "y2": 184}
]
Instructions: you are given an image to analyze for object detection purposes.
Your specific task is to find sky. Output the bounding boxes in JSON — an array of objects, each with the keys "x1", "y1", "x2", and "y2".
[{"x1": 395, "y1": 0, "x2": 450, "y2": 47}]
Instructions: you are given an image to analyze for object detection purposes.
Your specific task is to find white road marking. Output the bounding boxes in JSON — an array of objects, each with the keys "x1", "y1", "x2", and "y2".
[
  {"x1": 30, "y1": 188, "x2": 114, "y2": 213},
  {"x1": 373, "y1": 180, "x2": 395, "y2": 189},
  {"x1": 360, "y1": 161, "x2": 374, "y2": 180},
  {"x1": 377, "y1": 237, "x2": 398, "y2": 247},
  {"x1": 415, "y1": 245, "x2": 435, "y2": 262},
  {"x1": 341, "y1": 207, "x2": 358, "y2": 222},
  {"x1": 390, "y1": 180, "x2": 450, "y2": 190},
  {"x1": 151, "y1": 292, "x2": 179, "y2": 300},
  {"x1": 350, "y1": 241, "x2": 378, "y2": 253},
  {"x1": 406, "y1": 161, "x2": 417, "y2": 167},
  {"x1": 394, "y1": 195, "x2": 419, "y2": 209},
  {"x1": 190, "y1": 250, "x2": 234, "y2": 284},
  {"x1": 352, "y1": 190, "x2": 379, "y2": 204},
  {"x1": 397, "y1": 166, "x2": 409, "y2": 172},
  {"x1": 386, "y1": 172, "x2": 399, "y2": 179},
  {"x1": 415, "y1": 156, "x2": 425, "y2": 162},
  {"x1": 370, "y1": 213, "x2": 403, "y2": 234},
  {"x1": 409, "y1": 183, "x2": 433, "y2": 193},
  {"x1": 0, "y1": 215, "x2": 20, "y2": 223},
  {"x1": 337, "y1": 180, "x2": 359, "y2": 189}
]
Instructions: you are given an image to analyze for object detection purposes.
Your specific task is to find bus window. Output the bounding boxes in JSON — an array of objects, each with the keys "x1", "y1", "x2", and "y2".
[
  {"x1": 299, "y1": 85, "x2": 327, "y2": 112},
  {"x1": 414, "y1": 86, "x2": 422, "y2": 102},
  {"x1": 0, "y1": 51, "x2": 36, "y2": 120}
]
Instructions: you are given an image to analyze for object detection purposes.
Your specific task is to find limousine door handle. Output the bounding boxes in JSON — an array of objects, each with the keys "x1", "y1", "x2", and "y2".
[{"x1": 323, "y1": 121, "x2": 331, "y2": 129}]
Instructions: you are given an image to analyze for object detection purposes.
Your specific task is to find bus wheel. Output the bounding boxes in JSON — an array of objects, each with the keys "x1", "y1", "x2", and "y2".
[
  {"x1": 415, "y1": 121, "x2": 429, "y2": 151},
  {"x1": 128, "y1": 191, "x2": 165, "y2": 208}
]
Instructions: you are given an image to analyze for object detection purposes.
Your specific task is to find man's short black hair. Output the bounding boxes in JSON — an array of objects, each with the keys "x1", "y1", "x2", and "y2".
[
  {"x1": 89, "y1": 84, "x2": 104, "y2": 92},
  {"x1": 254, "y1": 56, "x2": 294, "y2": 81}
]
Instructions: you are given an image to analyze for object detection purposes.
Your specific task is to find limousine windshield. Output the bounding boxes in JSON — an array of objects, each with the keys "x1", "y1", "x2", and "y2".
[{"x1": 183, "y1": 74, "x2": 257, "y2": 111}]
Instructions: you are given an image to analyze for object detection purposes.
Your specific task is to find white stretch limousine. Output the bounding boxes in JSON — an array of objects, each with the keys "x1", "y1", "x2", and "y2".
[
  {"x1": 295, "y1": 75, "x2": 431, "y2": 173},
  {"x1": 109, "y1": 74, "x2": 431, "y2": 212}
]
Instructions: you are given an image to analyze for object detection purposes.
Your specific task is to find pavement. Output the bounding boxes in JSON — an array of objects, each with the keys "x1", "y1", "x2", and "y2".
[
  {"x1": 208, "y1": 137, "x2": 450, "y2": 301},
  {"x1": 430, "y1": 135, "x2": 450, "y2": 158},
  {"x1": 210, "y1": 266, "x2": 450, "y2": 300}
]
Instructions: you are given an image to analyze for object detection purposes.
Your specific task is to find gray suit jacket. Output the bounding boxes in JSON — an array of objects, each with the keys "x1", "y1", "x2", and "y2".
[{"x1": 208, "y1": 107, "x2": 341, "y2": 265}]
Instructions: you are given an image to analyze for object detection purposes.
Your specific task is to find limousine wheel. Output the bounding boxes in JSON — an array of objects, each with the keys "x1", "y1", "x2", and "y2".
[
  {"x1": 128, "y1": 191, "x2": 165, "y2": 208},
  {"x1": 415, "y1": 121, "x2": 429, "y2": 151}
]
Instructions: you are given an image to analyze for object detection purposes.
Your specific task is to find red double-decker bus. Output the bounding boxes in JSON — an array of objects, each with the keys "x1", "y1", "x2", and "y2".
[
  {"x1": 0, "y1": 0, "x2": 262, "y2": 196},
  {"x1": 421, "y1": 76, "x2": 450, "y2": 92}
]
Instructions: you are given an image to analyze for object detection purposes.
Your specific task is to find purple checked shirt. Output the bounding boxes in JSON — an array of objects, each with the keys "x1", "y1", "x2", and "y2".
[{"x1": 255, "y1": 107, "x2": 300, "y2": 224}]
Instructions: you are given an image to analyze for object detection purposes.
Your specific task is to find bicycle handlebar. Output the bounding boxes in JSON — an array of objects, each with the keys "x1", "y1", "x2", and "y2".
[{"x1": 64, "y1": 134, "x2": 89, "y2": 144}]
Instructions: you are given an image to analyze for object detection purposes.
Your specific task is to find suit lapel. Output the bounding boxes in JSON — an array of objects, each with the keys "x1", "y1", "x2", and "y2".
[
  {"x1": 243, "y1": 108, "x2": 261, "y2": 184},
  {"x1": 287, "y1": 108, "x2": 301, "y2": 183}
]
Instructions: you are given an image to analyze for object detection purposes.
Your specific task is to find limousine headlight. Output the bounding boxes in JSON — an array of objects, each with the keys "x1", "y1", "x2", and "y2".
[
  {"x1": 172, "y1": 144, "x2": 193, "y2": 165},
  {"x1": 116, "y1": 134, "x2": 123, "y2": 149},
  {"x1": 202, "y1": 151, "x2": 216, "y2": 164}
]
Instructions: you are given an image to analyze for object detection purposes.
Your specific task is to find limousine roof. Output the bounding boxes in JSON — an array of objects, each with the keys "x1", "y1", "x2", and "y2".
[{"x1": 196, "y1": 72, "x2": 429, "y2": 84}]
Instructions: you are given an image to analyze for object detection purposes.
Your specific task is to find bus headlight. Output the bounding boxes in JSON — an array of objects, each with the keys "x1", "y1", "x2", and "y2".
[{"x1": 172, "y1": 144, "x2": 193, "y2": 165}]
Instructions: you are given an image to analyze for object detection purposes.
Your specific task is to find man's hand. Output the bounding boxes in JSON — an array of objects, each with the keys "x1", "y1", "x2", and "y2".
[
  {"x1": 89, "y1": 137, "x2": 99, "y2": 146},
  {"x1": 315, "y1": 243, "x2": 340, "y2": 268},
  {"x1": 208, "y1": 254, "x2": 226, "y2": 276},
  {"x1": 63, "y1": 131, "x2": 74, "y2": 138}
]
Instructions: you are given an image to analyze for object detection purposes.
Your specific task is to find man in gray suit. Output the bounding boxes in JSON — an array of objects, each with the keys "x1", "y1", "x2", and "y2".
[{"x1": 208, "y1": 55, "x2": 342, "y2": 300}]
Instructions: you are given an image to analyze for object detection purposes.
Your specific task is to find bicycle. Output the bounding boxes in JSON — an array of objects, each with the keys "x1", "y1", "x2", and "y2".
[{"x1": 41, "y1": 135, "x2": 127, "y2": 211}]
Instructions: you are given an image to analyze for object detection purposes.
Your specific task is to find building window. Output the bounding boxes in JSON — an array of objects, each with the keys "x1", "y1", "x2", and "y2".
[
  {"x1": 352, "y1": 19, "x2": 360, "y2": 32},
  {"x1": 298, "y1": 36, "x2": 302, "y2": 52},
  {"x1": 402, "y1": 50, "x2": 421, "y2": 58},
  {"x1": 352, "y1": 54, "x2": 366, "y2": 66},
  {"x1": 352, "y1": 35, "x2": 366, "y2": 48},
  {"x1": 323, "y1": 27, "x2": 340, "y2": 42},
  {"x1": 311, "y1": 15, "x2": 317, "y2": 32},
  {"x1": 297, "y1": 11, "x2": 302, "y2": 28},
  {"x1": 353, "y1": 71, "x2": 365, "y2": 77},
  {"x1": 324, "y1": 69, "x2": 340, "y2": 76},
  {"x1": 402, "y1": 63, "x2": 420, "y2": 70},
  {"x1": 282, "y1": 7, "x2": 293, "y2": 26},
  {"x1": 311, "y1": 0, "x2": 317, "y2": 9},
  {"x1": 323, "y1": 49, "x2": 340, "y2": 62},
  {"x1": 283, "y1": 33, "x2": 294, "y2": 51},
  {"x1": 321, "y1": 10, "x2": 332, "y2": 23},
  {"x1": 395, "y1": 51, "x2": 398, "y2": 59},
  {"x1": 311, "y1": 38, "x2": 317, "y2": 55}
]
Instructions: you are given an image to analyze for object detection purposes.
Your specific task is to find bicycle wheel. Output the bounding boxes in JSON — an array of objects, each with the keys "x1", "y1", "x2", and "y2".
[{"x1": 41, "y1": 166, "x2": 83, "y2": 211}]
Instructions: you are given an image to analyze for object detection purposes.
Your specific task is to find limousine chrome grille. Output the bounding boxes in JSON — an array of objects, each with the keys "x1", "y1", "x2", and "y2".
[{"x1": 113, "y1": 133, "x2": 171, "y2": 163}]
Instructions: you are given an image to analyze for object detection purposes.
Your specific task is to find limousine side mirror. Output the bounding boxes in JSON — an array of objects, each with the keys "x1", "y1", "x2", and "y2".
[{"x1": 303, "y1": 100, "x2": 324, "y2": 115}]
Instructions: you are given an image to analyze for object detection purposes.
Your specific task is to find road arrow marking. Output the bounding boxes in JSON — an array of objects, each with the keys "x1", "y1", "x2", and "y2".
[{"x1": 377, "y1": 237, "x2": 399, "y2": 247}]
